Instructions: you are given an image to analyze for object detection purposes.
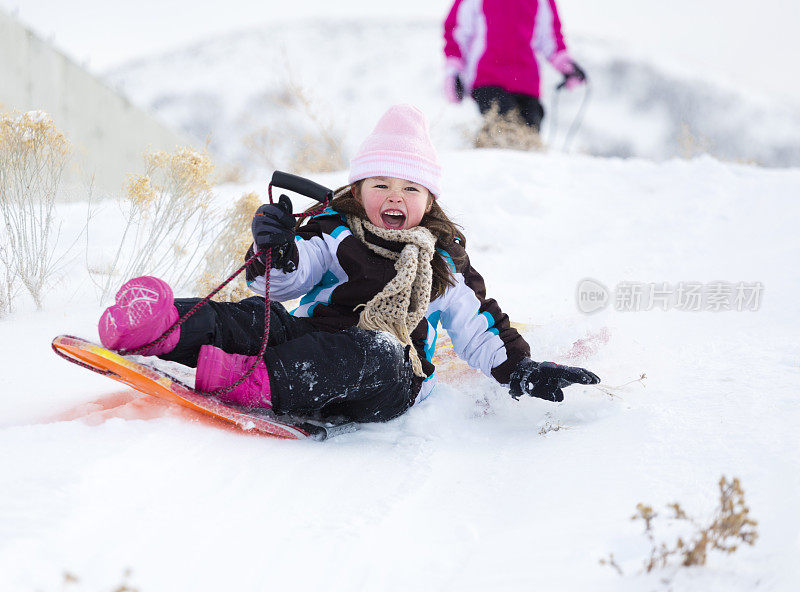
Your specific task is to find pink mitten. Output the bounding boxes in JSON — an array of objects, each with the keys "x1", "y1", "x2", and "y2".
[{"x1": 550, "y1": 50, "x2": 586, "y2": 90}]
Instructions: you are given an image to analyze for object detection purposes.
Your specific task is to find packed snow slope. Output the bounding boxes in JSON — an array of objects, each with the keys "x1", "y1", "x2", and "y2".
[
  {"x1": 1, "y1": 149, "x2": 799, "y2": 591},
  {"x1": 106, "y1": 19, "x2": 800, "y2": 170}
]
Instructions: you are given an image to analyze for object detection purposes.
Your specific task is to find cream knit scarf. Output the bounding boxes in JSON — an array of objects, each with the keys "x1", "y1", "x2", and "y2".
[{"x1": 347, "y1": 215, "x2": 436, "y2": 378}]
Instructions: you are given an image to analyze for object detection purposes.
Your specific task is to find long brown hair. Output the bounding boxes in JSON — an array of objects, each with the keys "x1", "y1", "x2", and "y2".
[{"x1": 299, "y1": 181, "x2": 466, "y2": 300}]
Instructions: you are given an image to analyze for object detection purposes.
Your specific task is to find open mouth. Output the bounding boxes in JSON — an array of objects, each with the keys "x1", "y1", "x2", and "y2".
[{"x1": 380, "y1": 209, "x2": 406, "y2": 230}]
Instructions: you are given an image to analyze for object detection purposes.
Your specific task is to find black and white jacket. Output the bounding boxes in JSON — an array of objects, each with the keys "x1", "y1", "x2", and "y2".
[{"x1": 246, "y1": 209, "x2": 529, "y2": 403}]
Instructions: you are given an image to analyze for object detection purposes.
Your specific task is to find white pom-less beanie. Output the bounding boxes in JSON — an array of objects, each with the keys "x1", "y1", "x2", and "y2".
[{"x1": 348, "y1": 104, "x2": 442, "y2": 197}]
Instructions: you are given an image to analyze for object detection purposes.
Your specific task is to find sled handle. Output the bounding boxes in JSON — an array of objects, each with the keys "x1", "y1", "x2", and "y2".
[{"x1": 270, "y1": 171, "x2": 333, "y2": 204}]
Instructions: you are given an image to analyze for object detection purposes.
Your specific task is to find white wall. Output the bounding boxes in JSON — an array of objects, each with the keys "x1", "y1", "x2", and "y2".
[{"x1": 0, "y1": 8, "x2": 192, "y2": 197}]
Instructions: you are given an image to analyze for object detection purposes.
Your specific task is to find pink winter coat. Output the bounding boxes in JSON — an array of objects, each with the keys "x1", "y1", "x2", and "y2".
[{"x1": 443, "y1": 0, "x2": 568, "y2": 98}]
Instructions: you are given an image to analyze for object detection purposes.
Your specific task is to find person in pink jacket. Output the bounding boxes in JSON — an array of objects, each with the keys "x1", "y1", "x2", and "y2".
[{"x1": 443, "y1": 0, "x2": 586, "y2": 131}]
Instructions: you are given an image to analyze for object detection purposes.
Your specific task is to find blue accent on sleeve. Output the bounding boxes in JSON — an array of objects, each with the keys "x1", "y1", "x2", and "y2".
[
  {"x1": 313, "y1": 207, "x2": 347, "y2": 224},
  {"x1": 311, "y1": 208, "x2": 349, "y2": 238},
  {"x1": 330, "y1": 225, "x2": 349, "y2": 239},
  {"x1": 299, "y1": 270, "x2": 339, "y2": 306},
  {"x1": 480, "y1": 311, "x2": 499, "y2": 335},
  {"x1": 436, "y1": 248, "x2": 456, "y2": 273},
  {"x1": 290, "y1": 301, "x2": 319, "y2": 317},
  {"x1": 424, "y1": 310, "x2": 442, "y2": 361}
]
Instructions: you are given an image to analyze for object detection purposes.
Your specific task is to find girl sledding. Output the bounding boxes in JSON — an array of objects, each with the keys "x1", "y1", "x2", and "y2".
[{"x1": 88, "y1": 104, "x2": 600, "y2": 426}]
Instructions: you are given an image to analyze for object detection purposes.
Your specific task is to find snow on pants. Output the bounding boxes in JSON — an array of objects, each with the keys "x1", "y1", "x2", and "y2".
[
  {"x1": 472, "y1": 86, "x2": 545, "y2": 130},
  {"x1": 160, "y1": 296, "x2": 421, "y2": 423}
]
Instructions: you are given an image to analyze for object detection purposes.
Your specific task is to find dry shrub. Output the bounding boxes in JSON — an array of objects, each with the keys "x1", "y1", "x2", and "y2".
[
  {"x1": 216, "y1": 162, "x2": 248, "y2": 185},
  {"x1": 474, "y1": 104, "x2": 543, "y2": 151},
  {"x1": 283, "y1": 77, "x2": 347, "y2": 173},
  {"x1": 676, "y1": 123, "x2": 762, "y2": 165},
  {"x1": 242, "y1": 126, "x2": 280, "y2": 171},
  {"x1": 602, "y1": 476, "x2": 758, "y2": 575},
  {"x1": 195, "y1": 191, "x2": 261, "y2": 301},
  {"x1": 61, "y1": 568, "x2": 139, "y2": 591},
  {"x1": 290, "y1": 131, "x2": 346, "y2": 174},
  {"x1": 677, "y1": 122, "x2": 713, "y2": 159},
  {"x1": 538, "y1": 422, "x2": 569, "y2": 435},
  {"x1": 0, "y1": 244, "x2": 18, "y2": 317},
  {"x1": 537, "y1": 413, "x2": 570, "y2": 435},
  {"x1": 0, "y1": 110, "x2": 70, "y2": 312},
  {"x1": 94, "y1": 146, "x2": 219, "y2": 302},
  {"x1": 242, "y1": 73, "x2": 346, "y2": 174}
]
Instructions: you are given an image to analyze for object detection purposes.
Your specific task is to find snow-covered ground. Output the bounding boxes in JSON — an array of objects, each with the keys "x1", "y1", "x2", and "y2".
[
  {"x1": 105, "y1": 20, "x2": 800, "y2": 171},
  {"x1": 7, "y1": 0, "x2": 800, "y2": 167},
  {"x1": 2, "y1": 2, "x2": 800, "y2": 590},
  {"x1": 1, "y1": 149, "x2": 799, "y2": 591}
]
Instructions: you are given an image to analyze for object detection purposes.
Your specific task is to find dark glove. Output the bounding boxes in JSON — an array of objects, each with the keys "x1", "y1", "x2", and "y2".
[
  {"x1": 252, "y1": 195, "x2": 295, "y2": 250},
  {"x1": 509, "y1": 358, "x2": 600, "y2": 402}
]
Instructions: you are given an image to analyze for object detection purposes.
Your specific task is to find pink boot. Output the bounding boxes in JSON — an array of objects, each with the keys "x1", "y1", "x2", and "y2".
[
  {"x1": 98, "y1": 276, "x2": 180, "y2": 355},
  {"x1": 195, "y1": 345, "x2": 272, "y2": 408}
]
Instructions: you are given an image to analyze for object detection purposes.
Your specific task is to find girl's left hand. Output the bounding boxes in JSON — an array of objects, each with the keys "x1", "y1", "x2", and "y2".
[{"x1": 509, "y1": 358, "x2": 600, "y2": 402}]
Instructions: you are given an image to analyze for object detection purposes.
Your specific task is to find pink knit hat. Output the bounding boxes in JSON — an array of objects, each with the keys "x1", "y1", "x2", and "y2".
[{"x1": 348, "y1": 104, "x2": 442, "y2": 197}]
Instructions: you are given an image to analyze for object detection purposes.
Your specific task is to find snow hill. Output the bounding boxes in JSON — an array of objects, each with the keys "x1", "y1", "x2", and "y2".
[
  {"x1": 105, "y1": 20, "x2": 800, "y2": 172},
  {"x1": 1, "y1": 147, "x2": 799, "y2": 591}
]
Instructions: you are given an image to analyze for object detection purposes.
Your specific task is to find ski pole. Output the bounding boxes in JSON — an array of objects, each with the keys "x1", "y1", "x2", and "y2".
[{"x1": 546, "y1": 75, "x2": 592, "y2": 153}]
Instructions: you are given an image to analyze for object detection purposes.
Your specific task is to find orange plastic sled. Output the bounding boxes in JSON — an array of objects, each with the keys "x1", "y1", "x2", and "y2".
[{"x1": 52, "y1": 335, "x2": 357, "y2": 440}]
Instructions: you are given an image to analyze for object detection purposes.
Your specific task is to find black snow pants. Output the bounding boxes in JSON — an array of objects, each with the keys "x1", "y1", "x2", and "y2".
[
  {"x1": 472, "y1": 85, "x2": 545, "y2": 130},
  {"x1": 159, "y1": 296, "x2": 420, "y2": 423}
]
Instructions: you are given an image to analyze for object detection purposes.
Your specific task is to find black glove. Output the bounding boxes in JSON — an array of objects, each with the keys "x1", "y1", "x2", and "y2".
[
  {"x1": 509, "y1": 358, "x2": 600, "y2": 402},
  {"x1": 252, "y1": 195, "x2": 295, "y2": 249},
  {"x1": 251, "y1": 195, "x2": 296, "y2": 271}
]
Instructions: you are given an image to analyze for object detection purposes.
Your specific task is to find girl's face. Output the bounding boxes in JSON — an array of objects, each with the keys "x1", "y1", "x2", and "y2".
[{"x1": 358, "y1": 176, "x2": 433, "y2": 231}]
